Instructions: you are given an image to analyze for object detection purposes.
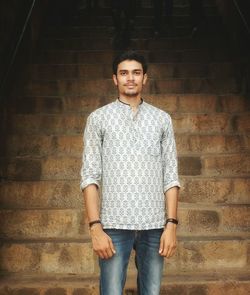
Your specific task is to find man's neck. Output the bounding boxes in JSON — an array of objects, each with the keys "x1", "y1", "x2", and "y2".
[{"x1": 118, "y1": 96, "x2": 142, "y2": 108}]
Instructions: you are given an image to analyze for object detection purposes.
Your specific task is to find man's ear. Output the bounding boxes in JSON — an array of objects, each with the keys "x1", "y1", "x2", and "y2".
[
  {"x1": 143, "y1": 73, "x2": 148, "y2": 85},
  {"x1": 113, "y1": 74, "x2": 118, "y2": 86}
]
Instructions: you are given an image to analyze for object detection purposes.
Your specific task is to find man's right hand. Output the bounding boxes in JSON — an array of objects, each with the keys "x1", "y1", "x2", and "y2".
[{"x1": 90, "y1": 224, "x2": 116, "y2": 259}]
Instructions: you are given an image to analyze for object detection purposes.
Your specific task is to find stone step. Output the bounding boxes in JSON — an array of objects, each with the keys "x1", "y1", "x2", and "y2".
[
  {"x1": 72, "y1": 14, "x2": 219, "y2": 27},
  {"x1": 0, "y1": 237, "x2": 248, "y2": 274},
  {"x1": 0, "y1": 178, "x2": 249, "y2": 209},
  {"x1": 44, "y1": 25, "x2": 195, "y2": 38},
  {"x1": 1, "y1": 270, "x2": 249, "y2": 295},
  {"x1": 75, "y1": 15, "x2": 192, "y2": 27},
  {"x1": 2, "y1": 134, "x2": 248, "y2": 158},
  {"x1": 43, "y1": 24, "x2": 224, "y2": 39},
  {"x1": 76, "y1": 1, "x2": 218, "y2": 17},
  {"x1": 22, "y1": 78, "x2": 240, "y2": 96},
  {"x1": 33, "y1": 49, "x2": 233, "y2": 64},
  {"x1": 28, "y1": 62, "x2": 237, "y2": 80},
  {"x1": 6, "y1": 112, "x2": 249, "y2": 136},
  {"x1": 0, "y1": 204, "x2": 249, "y2": 239},
  {"x1": 1, "y1": 153, "x2": 250, "y2": 181},
  {"x1": 40, "y1": 35, "x2": 228, "y2": 51},
  {"x1": 8, "y1": 94, "x2": 250, "y2": 115}
]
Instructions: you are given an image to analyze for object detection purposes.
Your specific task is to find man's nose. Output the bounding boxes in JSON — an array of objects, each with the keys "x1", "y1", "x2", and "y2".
[{"x1": 127, "y1": 72, "x2": 134, "y2": 80}]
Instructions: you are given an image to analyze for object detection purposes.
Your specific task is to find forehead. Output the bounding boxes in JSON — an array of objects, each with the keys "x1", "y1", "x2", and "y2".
[{"x1": 117, "y1": 60, "x2": 143, "y2": 71}]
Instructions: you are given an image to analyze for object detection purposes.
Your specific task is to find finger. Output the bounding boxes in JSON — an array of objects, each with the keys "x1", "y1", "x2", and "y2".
[
  {"x1": 109, "y1": 239, "x2": 116, "y2": 254},
  {"x1": 102, "y1": 249, "x2": 110, "y2": 260},
  {"x1": 159, "y1": 238, "x2": 164, "y2": 254},
  {"x1": 106, "y1": 247, "x2": 113, "y2": 259},
  {"x1": 166, "y1": 246, "x2": 172, "y2": 258},
  {"x1": 167, "y1": 244, "x2": 176, "y2": 258},
  {"x1": 97, "y1": 250, "x2": 105, "y2": 259}
]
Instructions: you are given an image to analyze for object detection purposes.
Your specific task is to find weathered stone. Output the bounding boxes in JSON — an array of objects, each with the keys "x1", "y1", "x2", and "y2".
[
  {"x1": 180, "y1": 209, "x2": 220, "y2": 234},
  {"x1": 14, "y1": 289, "x2": 40, "y2": 295},
  {"x1": 44, "y1": 288, "x2": 66, "y2": 295},
  {"x1": 178, "y1": 94, "x2": 217, "y2": 112},
  {"x1": 203, "y1": 155, "x2": 250, "y2": 176},
  {"x1": 0, "y1": 242, "x2": 95, "y2": 274},
  {"x1": 148, "y1": 64, "x2": 175, "y2": 79},
  {"x1": 243, "y1": 135, "x2": 250, "y2": 151},
  {"x1": 178, "y1": 157, "x2": 202, "y2": 175},
  {"x1": 172, "y1": 113, "x2": 231, "y2": 133},
  {"x1": 180, "y1": 178, "x2": 249, "y2": 204},
  {"x1": 233, "y1": 114, "x2": 250, "y2": 133},
  {"x1": 41, "y1": 157, "x2": 81, "y2": 180},
  {"x1": 73, "y1": 287, "x2": 99, "y2": 295},
  {"x1": 221, "y1": 206, "x2": 250, "y2": 231},
  {"x1": 63, "y1": 96, "x2": 104, "y2": 113},
  {"x1": 15, "y1": 97, "x2": 63, "y2": 114},
  {"x1": 161, "y1": 240, "x2": 247, "y2": 272},
  {"x1": 188, "y1": 135, "x2": 242, "y2": 153},
  {"x1": 0, "y1": 288, "x2": 40, "y2": 295},
  {"x1": 154, "y1": 79, "x2": 184, "y2": 93},
  {"x1": 0, "y1": 209, "x2": 84, "y2": 238},
  {"x1": 209, "y1": 62, "x2": 234, "y2": 78},
  {"x1": 146, "y1": 94, "x2": 178, "y2": 112},
  {"x1": 5, "y1": 159, "x2": 42, "y2": 181},
  {"x1": 176, "y1": 63, "x2": 208, "y2": 78},
  {"x1": 219, "y1": 95, "x2": 249, "y2": 112},
  {"x1": 9, "y1": 114, "x2": 86, "y2": 135},
  {"x1": 0, "y1": 180, "x2": 82, "y2": 209}
]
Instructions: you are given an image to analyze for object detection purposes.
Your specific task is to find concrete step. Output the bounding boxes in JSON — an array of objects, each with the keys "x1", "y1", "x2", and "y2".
[
  {"x1": 28, "y1": 62, "x2": 238, "y2": 80},
  {"x1": 1, "y1": 270, "x2": 249, "y2": 295},
  {"x1": 0, "y1": 204, "x2": 249, "y2": 239},
  {"x1": 8, "y1": 94, "x2": 250, "y2": 115},
  {"x1": 0, "y1": 178, "x2": 249, "y2": 209},
  {"x1": 2, "y1": 134, "x2": 248, "y2": 158},
  {"x1": 1, "y1": 153, "x2": 250, "y2": 181},
  {"x1": 33, "y1": 49, "x2": 233, "y2": 64},
  {"x1": 22, "y1": 78, "x2": 240, "y2": 96},
  {"x1": 6, "y1": 112, "x2": 249, "y2": 135},
  {"x1": 0, "y1": 237, "x2": 249, "y2": 274}
]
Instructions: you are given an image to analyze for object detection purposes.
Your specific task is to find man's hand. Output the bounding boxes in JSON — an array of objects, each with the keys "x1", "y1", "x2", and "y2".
[
  {"x1": 159, "y1": 223, "x2": 177, "y2": 258},
  {"x1": 90, "y1": 224, "x2": 116, "y2": 259}
]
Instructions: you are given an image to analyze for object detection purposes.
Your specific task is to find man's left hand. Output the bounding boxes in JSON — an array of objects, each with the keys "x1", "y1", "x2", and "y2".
[{"x1": 159, "y1": 223, "x2": 177, "y2": 258}]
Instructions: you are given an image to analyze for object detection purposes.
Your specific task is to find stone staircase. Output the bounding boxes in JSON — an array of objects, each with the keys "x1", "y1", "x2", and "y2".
[{"x1": 0, "y1": 0, "x2": 250, "y2": 294}]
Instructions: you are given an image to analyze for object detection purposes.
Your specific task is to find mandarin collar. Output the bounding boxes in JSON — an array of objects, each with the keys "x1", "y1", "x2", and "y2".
[{"x1": 116, "y1": 97, "x2": 144, "y2": 108}]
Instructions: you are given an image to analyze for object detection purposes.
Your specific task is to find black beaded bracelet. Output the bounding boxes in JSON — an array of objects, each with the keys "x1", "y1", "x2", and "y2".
[
  {"x1": 166, "y1": 218, "x2": 178, "y2": 225},
  {"x1": 89, "y1": 220, "x2": 102, "y2": 228}
]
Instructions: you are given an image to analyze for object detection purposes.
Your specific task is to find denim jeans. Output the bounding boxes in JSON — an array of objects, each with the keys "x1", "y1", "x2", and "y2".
[{"x1": 99, "y1": 229, "x2": 164, "y2": 295}]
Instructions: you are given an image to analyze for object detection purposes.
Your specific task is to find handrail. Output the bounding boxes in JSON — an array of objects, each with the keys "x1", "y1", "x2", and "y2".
[
  {"x1": 0, "y1": 0, "x2": 36, "y2": 96},
  {"x1": 232, "y1": 0, "x2": 250, "y2": 37}
]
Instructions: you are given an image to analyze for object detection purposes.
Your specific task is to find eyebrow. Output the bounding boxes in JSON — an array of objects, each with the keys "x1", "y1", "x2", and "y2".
[{"x1": 118, "y1": 69, "x2": 143, "y2": 72}]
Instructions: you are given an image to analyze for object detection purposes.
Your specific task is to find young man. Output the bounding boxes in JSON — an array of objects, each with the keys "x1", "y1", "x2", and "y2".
[{"x1": 80, "y1": 51, "x2": 180, "y2": 294}]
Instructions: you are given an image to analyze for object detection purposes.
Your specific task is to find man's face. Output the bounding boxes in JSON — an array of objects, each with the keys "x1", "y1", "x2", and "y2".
[{"x1": 113, "y1": 60, "x2": 147, "y2": 98}]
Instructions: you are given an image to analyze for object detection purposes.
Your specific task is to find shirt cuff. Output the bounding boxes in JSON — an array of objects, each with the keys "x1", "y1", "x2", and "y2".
[
  {"x1": 164, "y1": 181, "x2": 181, "y2": 194},
  {"x1": 80, "y1": 178, "x2": 100, "y2": 192}
]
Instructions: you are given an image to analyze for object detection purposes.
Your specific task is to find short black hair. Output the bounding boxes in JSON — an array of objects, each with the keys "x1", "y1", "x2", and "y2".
[{"x1": 112, "y1": 50, "x2": 148, "y2": 75}]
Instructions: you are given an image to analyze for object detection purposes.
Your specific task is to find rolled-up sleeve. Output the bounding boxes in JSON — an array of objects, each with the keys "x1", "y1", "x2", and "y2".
[
  {"x1": 162, "y1": 114, "x2": 180, "y2": 193},
  {"x1": 80, "y1": 112, "x2": 102, "y2": 191}
]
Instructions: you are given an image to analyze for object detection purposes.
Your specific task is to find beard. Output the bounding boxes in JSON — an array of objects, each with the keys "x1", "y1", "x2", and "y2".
[{"x1": 124, "y1": 89, "x2": 139, "y2": 97}]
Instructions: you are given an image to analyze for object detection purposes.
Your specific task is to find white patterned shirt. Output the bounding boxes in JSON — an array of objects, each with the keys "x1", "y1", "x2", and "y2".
[{"x1": 80, "y1": 98, "x2": 180, "y2": 230}]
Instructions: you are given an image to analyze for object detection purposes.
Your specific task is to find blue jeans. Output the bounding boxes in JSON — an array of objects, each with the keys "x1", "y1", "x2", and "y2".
[{"x1": 99, "y1": 229, "x2": 164, "y2": 295}]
